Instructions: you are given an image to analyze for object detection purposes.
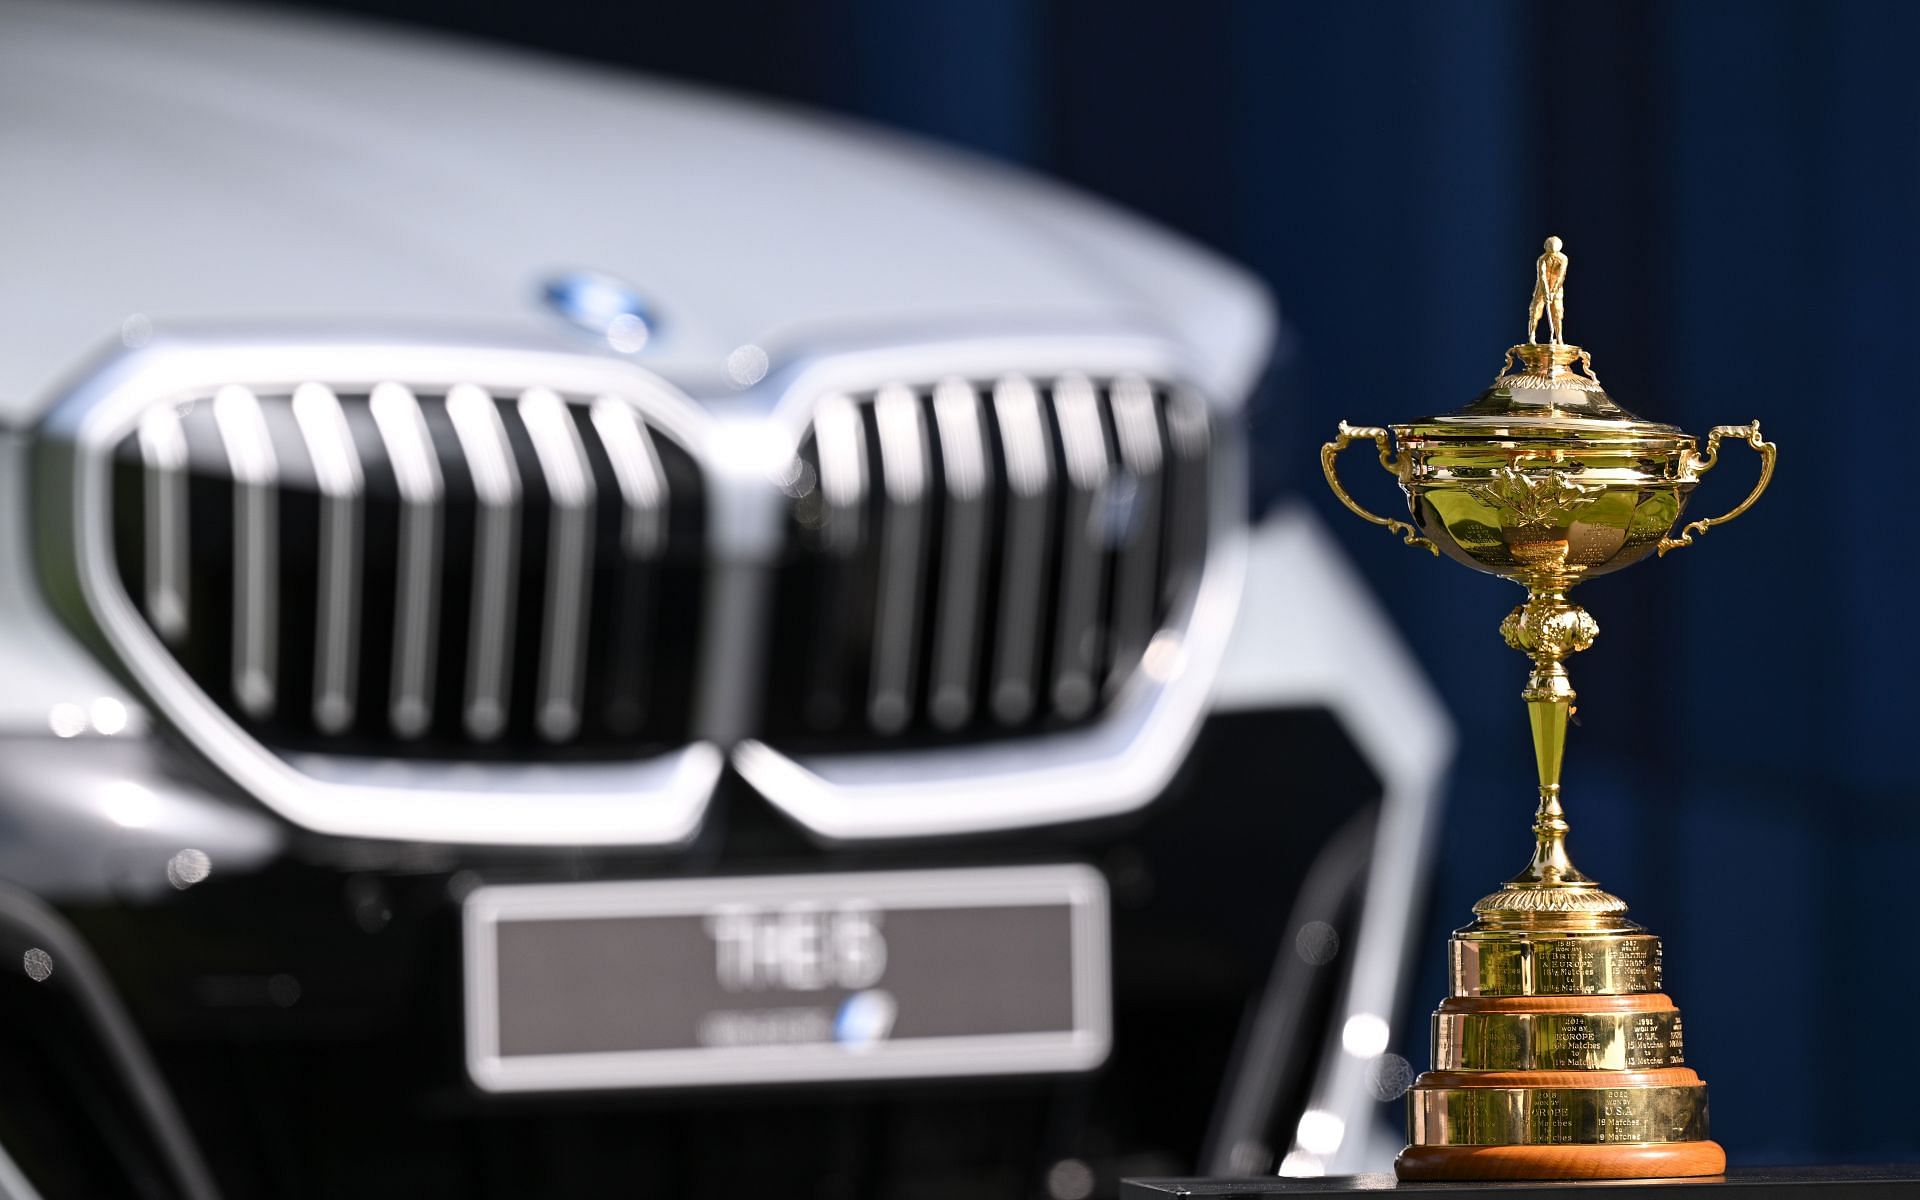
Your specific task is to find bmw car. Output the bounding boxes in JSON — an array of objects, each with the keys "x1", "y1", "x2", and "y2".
[{"x1": 0, "y1": 2, "x2": 1449, "y2": 1196}]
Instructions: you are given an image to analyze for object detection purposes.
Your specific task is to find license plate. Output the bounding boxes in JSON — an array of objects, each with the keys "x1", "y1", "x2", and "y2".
[{"x1": 463, "y1": 864, "x2": 1110, "y2": 1092}]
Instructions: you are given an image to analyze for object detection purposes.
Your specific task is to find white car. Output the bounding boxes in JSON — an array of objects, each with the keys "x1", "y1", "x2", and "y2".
[{"x1": 0, "y1": 3, "x2": 1447, "y2": 1197}]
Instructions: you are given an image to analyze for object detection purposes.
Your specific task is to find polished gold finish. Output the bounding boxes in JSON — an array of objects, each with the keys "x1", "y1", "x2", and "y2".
[
  {"x1": 1409, "y1": 1079, "x2": 1708, "y2": 1146},
  {"x1": 1498, "y1": 341, "x2": 1602, "y2": 391},
  {"x1": 1487, "y1": 590, "x2": 1621, "y2": 915},
  {"x1": 1657, "y1": 423, "x2": 1778, "y2": 556},
  {"x1": 1527, "y1": 236, "x2": 1569, "y2": 346},
  {"x1": 1319, "y1": 422, "x2": 1438, "y2": 555},
  {"x1": 1434, "y1": 1007, "x2": 1685, "y2": 1071},
  {"x1": 1321, "y1": 236, "x2": 1773, "y2": 1181},
  {"x1": 1449, "y1": 928, "x2": 1661, "y2": 997}
]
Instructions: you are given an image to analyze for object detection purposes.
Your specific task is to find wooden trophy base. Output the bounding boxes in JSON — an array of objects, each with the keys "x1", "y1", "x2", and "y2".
[{"x1": 1396, "y1": 1140, "x2": 1727, "y2": 1181}]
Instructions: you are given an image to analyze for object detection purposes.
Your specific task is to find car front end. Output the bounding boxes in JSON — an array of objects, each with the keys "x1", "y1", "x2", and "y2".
[{"x1": 0, "y1": 3, "x2": 1448, "y2": 1197}]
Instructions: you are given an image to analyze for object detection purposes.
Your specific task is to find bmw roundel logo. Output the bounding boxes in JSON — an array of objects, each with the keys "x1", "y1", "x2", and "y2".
[{"x1": 540, "y1": 270, "x2": 656, "y2": 352}]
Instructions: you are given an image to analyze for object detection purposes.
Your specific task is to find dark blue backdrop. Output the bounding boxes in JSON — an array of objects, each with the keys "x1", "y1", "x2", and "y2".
[{"x1": 295, "y1": 0, "x2": 1920, "y2": 1163}]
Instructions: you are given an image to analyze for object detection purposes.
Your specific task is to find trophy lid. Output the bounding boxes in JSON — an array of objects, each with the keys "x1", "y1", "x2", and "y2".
[{"x1": 1395, "y1": 238, "x2": 1691, "y2": 449}]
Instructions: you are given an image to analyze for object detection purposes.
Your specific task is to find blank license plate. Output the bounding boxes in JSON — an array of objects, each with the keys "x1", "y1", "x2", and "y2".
[{"x1": 464, "y1": 864, "x2": 1110, "y2": 1091}]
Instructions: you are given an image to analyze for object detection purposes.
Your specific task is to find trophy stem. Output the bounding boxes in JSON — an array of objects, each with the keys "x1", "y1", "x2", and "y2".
[
  {"x1": 1479, "y1": 591, "x2": 1625, "y2": 916},
  {"x1": 1522, "y1": 660, "x2": 1580, "y2": 884}
]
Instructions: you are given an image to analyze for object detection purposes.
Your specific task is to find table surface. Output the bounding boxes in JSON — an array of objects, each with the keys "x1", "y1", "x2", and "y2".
[{"x1": 1121, "y1": 1166, "x2": 1920, "y2": 1198}]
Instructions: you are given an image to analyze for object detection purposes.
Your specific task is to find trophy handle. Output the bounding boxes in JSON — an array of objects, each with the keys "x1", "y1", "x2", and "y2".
[
  {"x1": 1656, "y1": 421, "x2": 1777, "y2": 557},
  {"x1": 1320, "y1": 422, "x2": 1438, "y2": 555}
]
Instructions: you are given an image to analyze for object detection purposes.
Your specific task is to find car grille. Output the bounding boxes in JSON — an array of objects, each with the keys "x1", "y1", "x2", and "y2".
[
  {"x1": 106, "y1": 382, "x2": 706, "y2": 760},
  {"x1": 762, "y1": 373, "x2": 1209, "y2": 749}
]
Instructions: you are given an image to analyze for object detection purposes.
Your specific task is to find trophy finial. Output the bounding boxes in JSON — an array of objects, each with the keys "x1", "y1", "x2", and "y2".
[
  {"x1": 1525, "y1": 235, "x2": 1569, "y2": 346},
  {"x1": 1500, "y1": 236, "x2": 1599, "y2": 387}
]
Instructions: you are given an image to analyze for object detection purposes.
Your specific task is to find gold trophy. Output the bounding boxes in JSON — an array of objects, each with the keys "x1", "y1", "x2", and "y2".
[{"x1": 1321, "y1": 237, "x2": 1775, "y2": 1181}]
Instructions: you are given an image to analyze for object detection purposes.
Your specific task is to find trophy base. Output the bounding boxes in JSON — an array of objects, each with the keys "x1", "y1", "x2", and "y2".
[
  {"x1": 1400, "y1": 907, "x2": 1721, "y2": 1181},
  {"x1": 1395, "y1": 1140, "x2": 1726, "y2": 1182}
]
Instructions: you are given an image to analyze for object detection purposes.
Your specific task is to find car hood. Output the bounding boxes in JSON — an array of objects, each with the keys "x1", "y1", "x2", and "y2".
[{"x1": 0, "y1": 0, "x2": 1273, "y2": 424}]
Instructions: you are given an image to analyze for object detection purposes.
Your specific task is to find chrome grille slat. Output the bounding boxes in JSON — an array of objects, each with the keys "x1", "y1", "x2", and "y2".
[
  {"x1": 867, "y1": 383, "x2": 930, "y2": 735},
  {"x1": 591, "y1": 395, "x2": 670, "y2": 560},
  {"x1": 1164, "y1": 388, "x2": 1212, "y2": 606},
  {"x1": 812, "y1": 393, "x2": 867, "y2": 556},
  {"x1": 369, "y1": 381, "x2": 444, "y2": 739},
  {"x1": 1106, "y1": 374, "x2": 1164, "y2": 684},
  {"x1": 988, "y1": 373, "x2": 1053, "y2": 725},
  {"x1": 136, "y1": 405, "x2": 190, "y2": 645},
  {"x1": 927, "y1": 378, "x2": 989, "y2": 730},
  {"x1": 518, "y1": 386, "x2": 596, "y2": 743},
  {"x1": 801, "y1": 392, "x2": 869, "y2": 729},
  {"x1": 290, "y1": 383, "x2": 364, "y2": 734},
  {"x1": 589, "y1": 396, "x2": 668, "y2": 734},
  {"x1": 1048, "y1": 373, "x2": 1111, "y2": 720},
  {"x1": 446, "y1": 383, "x2": 521, "y2": 741},
  {"x1": 212, "y1": 384, "x2": 279, "y2": 719}
]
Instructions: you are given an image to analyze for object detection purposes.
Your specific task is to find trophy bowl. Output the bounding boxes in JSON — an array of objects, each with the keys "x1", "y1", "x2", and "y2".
[
  {"x1": 1318, "y1": 238, "x2": 1776, "y2": 1182},
  {"x1": 1323, "y1": 340, "x2": 1773, "y2": 592}
]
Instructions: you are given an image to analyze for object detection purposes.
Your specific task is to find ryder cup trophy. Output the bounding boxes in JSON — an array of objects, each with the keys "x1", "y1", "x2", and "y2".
[{"x1": 1321, "y1": 237, "x2": 1776, "y2": 1181}]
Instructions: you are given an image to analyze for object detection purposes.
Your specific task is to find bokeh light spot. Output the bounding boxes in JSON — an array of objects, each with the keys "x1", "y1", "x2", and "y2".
[
  {"x1": 1369, "y1": 1052, "x2": 1417, "y2": 1101},
  {"x1": 1295, "y1": 919, "x2": 1340, "y2": 965},
  {"x1": 726, "y1": 343, "x2": 769, "y2": 387},
  {"x1": 168, "y1": 848, "x2": 212, "y2": 889}
]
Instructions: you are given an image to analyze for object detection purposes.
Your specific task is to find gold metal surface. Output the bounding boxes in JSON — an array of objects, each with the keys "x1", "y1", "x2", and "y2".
[
  {"x1": 1526, "y1": 236, "x2": 1569, "y2": 346},
  {"x1": 1434, "y1": 1009, "x2": 1685, "y2": 1071},
  {"x1": 1657, "y1": 422, "x2": 1778, "y2": 556},
  {"x1": 1498, "y1": 341, "x2": 1603, "y2": 391},
  {"x1": 1320, "y1": 237, "x2": 1774, "y2": 1174},
  {"x1": 1408, "y1": 1082, "x2": 1708, "y2": 1146},
  {"x1": 1449, "y1": 929, "x2": 1662, "y2": 997},
  {"x1": 1319, "y1": 422, "x2": 1438, "y2": 554}
]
